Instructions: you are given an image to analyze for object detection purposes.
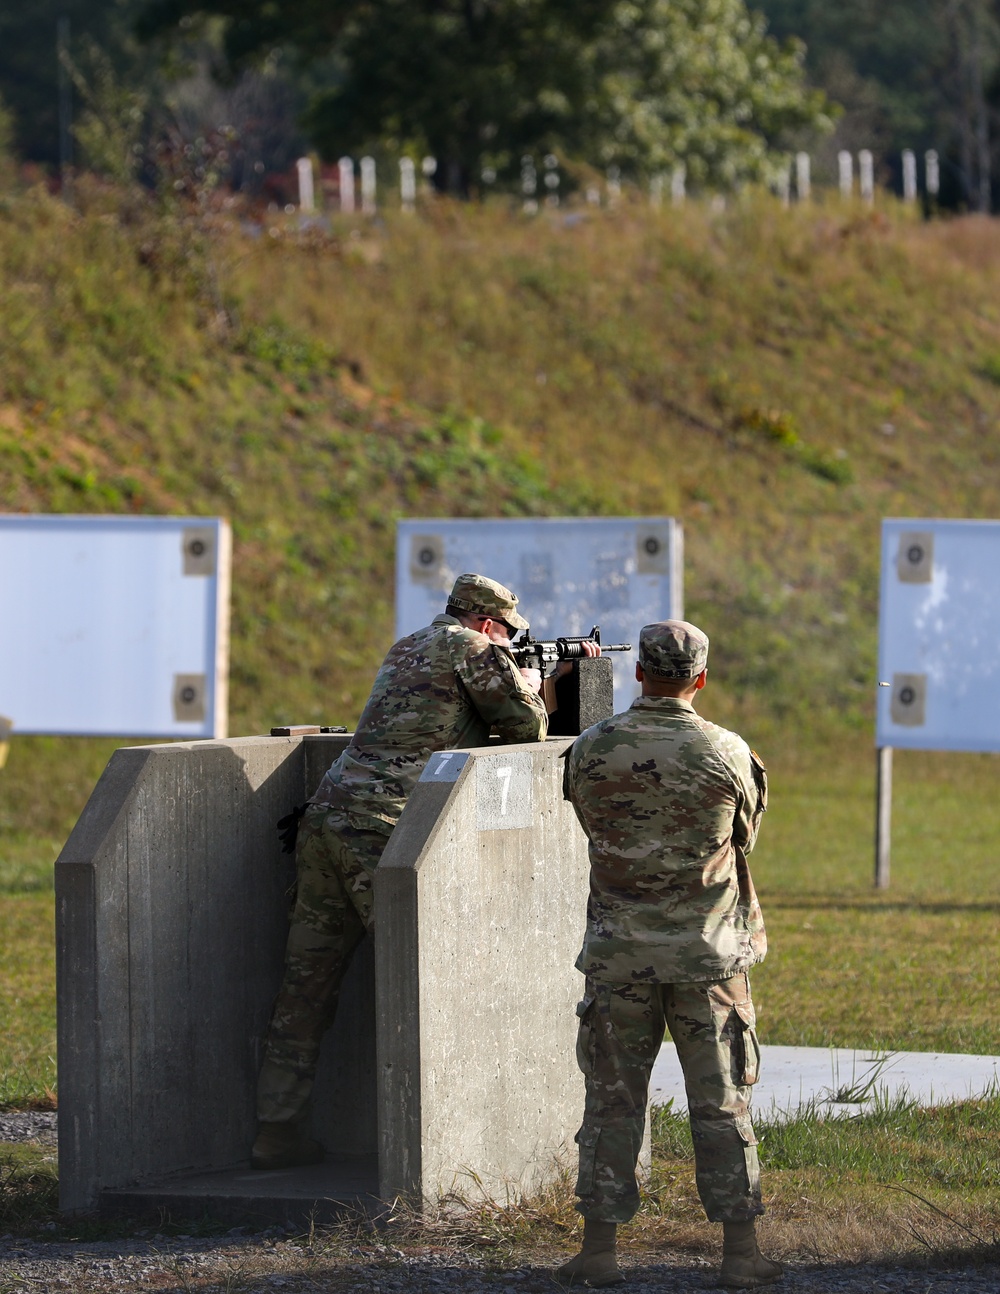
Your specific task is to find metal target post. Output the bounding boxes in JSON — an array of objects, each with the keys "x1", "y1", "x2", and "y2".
[{"x1": 875, "y1": 743, "x2": 892, "y2": 889}]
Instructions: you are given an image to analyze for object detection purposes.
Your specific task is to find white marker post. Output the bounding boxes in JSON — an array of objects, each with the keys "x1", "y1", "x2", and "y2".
[
  {"x1": 296, "y1": 157, "x2": 315, "y2": 212},
  {"x1": 775, "y1": 160, "x2": 791, "y2": 208},
  {"x1": 902, "y1": 149, "x2": 917, "y2": 202},
  {"x1": 543, "y1": 154, "x2": 560, "y2": 208},
  {"x1": 338, "y1": 157, "x2": 355, "y2": 213},
  {"x1": 925, "y1": 149, "x2": 940, "y2": 199},
  {"x1": 838, "y1": 150, "x2": 854, "y2": 198},
  {"x1": 671, "y1": 164, "x2": 686, "y2": 206},
  {"x1": 606, "y1": 165, "x2": 621, "y2": 206},
  {"x1": 360, "y1": 156, "x2": 376, "y2": 215},
  {"x1": 399, "y1": 158, "x2": 416, "y2": 212},
  {"x1": 795, "y1": 151, "x2": 811, "y2": 202},
  {"x1": 521, "y1": 155, "x2": 538, "y2": 214},
  {"x1": 859, "y1": 150, "x2": 875, "y2": 203}
]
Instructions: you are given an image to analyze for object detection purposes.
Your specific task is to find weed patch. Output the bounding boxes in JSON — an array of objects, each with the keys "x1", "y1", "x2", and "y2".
[
  {"x1": 0, "y1": 1142, "x2": 58, "y2": 1232},
  {"x1": 732, "y1": 404, "x2": 853, "y2": 484},
  {"x1": 0, "y1": 895, "x2": 56, "y2": 1109}
]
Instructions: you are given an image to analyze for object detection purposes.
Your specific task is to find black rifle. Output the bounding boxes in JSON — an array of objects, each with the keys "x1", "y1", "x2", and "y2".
[{"x1": 509, "y1": 625, "x2": 632, "y2": 677}]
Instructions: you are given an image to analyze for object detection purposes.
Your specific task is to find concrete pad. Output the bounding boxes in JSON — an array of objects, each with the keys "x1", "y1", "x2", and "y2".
[
  {"x1": 100, "y1": 1155, "x2": 379, "y2": 1228},
  {"x1": 651, "y1": 1043, "x2": 1000, "y2": 1121}
]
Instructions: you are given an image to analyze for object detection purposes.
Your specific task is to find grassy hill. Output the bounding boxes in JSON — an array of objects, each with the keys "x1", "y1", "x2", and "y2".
[
  {"x1": 7, "y1": 188, "x2": 1000, "y2": 739},
  {"x1": 4, "y1": 181, "x2": 1000, "y2": 1103}
]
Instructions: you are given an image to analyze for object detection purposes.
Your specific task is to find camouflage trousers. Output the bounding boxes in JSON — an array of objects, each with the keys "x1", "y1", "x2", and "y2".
[
  {"x1": 256, "y1": 805, "x2": 391, "y2": 1124},
  {"x1": 574, "y1": 972, "x2": 763, "y2": 1225}
]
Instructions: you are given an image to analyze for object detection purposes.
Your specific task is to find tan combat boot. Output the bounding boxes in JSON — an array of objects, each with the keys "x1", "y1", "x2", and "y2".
[
  {"x1": 250, "y1": 1121, "x2": 324, "y2": 1170},
  {"x1": 554, "y1": 1218, "x2": 625, "y2": 1286},
  {"x1": 718, "y1": 1220, "x2": 783, "y2": 1288}
]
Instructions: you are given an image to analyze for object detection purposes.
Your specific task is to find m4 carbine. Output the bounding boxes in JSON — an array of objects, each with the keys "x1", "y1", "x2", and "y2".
[{"x1": 509, "y1": 625, "x2": 632, "y2": 677}]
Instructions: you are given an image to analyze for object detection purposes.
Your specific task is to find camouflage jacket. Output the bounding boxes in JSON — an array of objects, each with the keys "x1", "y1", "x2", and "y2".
[
  {"x1": 563, "y1": 695, "x2": 767, "y2": 984},
  {"x1": 312, "y1": 614, "x2": 547, "y2": 831}
]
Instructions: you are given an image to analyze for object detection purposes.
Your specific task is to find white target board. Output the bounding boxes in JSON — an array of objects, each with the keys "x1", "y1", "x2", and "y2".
[
  {"x1": 396, "y1": 517, "x2": 682, "y2": 706},
  {"x1": 0, "y1": 515, "x2": 231, "y2": 738},
  {"x1": 877, "y1": 518, "x2": 1000, "y2": 752}
]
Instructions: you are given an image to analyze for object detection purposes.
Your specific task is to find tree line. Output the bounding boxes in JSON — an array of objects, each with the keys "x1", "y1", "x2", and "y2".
[
  {"x1": 755, "y1": 0, "x2": 1000, "y2": 210},
  {"x1": 0, "y1": 0, "x2": 997, "y2": 209}
]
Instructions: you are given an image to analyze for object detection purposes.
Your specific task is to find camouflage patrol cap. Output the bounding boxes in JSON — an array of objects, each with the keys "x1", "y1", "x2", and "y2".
[
  {"x1": 639, "y1": 619, "x2": 709, "y2": 679},
  {"x1": 448, "y1": 572, "x2": 530, "y2": 631}
]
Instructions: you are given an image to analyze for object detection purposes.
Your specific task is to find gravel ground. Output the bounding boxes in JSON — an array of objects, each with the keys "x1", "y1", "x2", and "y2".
[
  {"x1": 4, "y1": 1117, "x2": 1000, "y2": 1293},
  {"x1": 0, "y1": 1110, "x2": 57, "y2": 1145},
  {"x1": 2, "y1": 1233, "x2": 1000, "y2": 1294}
]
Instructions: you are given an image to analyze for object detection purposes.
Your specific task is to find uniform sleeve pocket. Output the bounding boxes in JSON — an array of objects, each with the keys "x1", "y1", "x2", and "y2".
[{"x1": 734, "y1": 1000, "x2": 761, "y2": 1087}]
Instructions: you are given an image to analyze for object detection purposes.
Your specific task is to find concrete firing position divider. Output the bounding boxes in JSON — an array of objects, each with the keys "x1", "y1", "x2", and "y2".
[{"x1": 56, "y1": 734, "x2": 598, "y2": 1221}]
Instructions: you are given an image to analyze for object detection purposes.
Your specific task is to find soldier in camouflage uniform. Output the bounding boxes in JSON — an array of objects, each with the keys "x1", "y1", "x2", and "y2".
[
  {"x1": 252, "y1": 573, "x2": 549, "y2": 1170},
  {"x1": 557, "y1": 620, "x2": 782, "y2": 1289}
]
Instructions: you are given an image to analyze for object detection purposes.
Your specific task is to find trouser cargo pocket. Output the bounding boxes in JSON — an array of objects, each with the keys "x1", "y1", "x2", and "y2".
[
  {"x1": 574, "y1": 1125, "x2": 599, "y2": 1196},
  {"x1": 734, "y1": 1000, "x2": 761, "y2": 1086},
  {"x1": 576, "y1": 994, "x2": 597, "y2": 1079}
]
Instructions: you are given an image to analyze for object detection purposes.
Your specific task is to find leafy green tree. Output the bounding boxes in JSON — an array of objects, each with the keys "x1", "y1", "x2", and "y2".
[
  {"x1": 64, "y1": 37, "x2": 149, "y2": 185},
  {"x1": 578, "y1": 0, "x2": 833, "y2": 188},
  {"x1": 755, "y1": 0, "x2": 1000, "y2": 209},
  {"x1": 0, "y1": 0, "x2": 154, "y2": 167},
  {"x1": 296, "y1": 0, "x2": 617, "y2": 192},
  {"x1": 139, "y1": 0, "x2": 831, "y2": 192},
  {"x1": 0, "y1": 92, "x2": 17, "y2": 188}
]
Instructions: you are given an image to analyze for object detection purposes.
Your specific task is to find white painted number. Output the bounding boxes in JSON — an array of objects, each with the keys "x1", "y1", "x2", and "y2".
[
  {"x1": 434, "y1": 752, "x2": 455, "y2": 775},
  {"x1": 495, "y1": 766, "x2": 512, "y2": 814}
]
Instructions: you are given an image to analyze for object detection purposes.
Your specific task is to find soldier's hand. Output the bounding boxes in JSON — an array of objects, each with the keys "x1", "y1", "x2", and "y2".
[
  {"x1": 519, "y1": 667, "x2": 543, "y2": 694},
  {"x1": 554, "y1": 639, "x2": 601, "y2": 680}
]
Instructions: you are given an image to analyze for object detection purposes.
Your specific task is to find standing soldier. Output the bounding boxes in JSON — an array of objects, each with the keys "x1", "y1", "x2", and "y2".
[
  {"x1": 558, "y1": 620, "x2": 781, "y2": 1289},
  {"x1": 252, "y1": 573, "x2": 550, "y2": 1170}
]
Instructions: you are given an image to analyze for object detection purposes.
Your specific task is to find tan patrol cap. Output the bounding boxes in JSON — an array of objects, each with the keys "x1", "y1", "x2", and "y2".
[
  {"x1": 639, "y1": 619, "x2": 709, "y2": 679},
  {"x1": 448, "y1": 572, "x2": 529, "y2": 631}
]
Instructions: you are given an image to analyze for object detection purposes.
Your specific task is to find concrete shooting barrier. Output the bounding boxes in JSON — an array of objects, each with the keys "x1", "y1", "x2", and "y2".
[{"x1": 56, "y1": 733, "x2": 602, "y2": 1222}]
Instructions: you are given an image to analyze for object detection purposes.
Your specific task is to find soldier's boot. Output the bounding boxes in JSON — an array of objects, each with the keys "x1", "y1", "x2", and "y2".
[
  {"x1": 554, "y1": 1219, "x2": 625, "y2": 1287},
  {"x1": 250, "y1": 1120, "x2": 325, "y2": 1170},
  {"x1": 718, "y1": 1220, "x2": 783, "y2": 1288}
]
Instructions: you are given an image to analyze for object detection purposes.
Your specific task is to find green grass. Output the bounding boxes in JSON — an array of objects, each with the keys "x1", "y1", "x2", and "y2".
[
  {"x1": 653, "y1": 1094, "x2": 1000, "y2": 1198},
  {"x1": 643, "y1": 1096, "x2": 1000, "y2": 1265},
  {"x1": 0, "y1": 894, "x2": 56, "y2": 1108},
  {"x1": 752, "y1": 743, "x2": 1000, "y2": 1053},
  {"x1": 4, "y1": 189, "x2": 1000, "y2": 747},
  {"x1": 0, "y1": 1142, "x2": 58, "y2": 1234},
  {"x1": 219, "y1": 196, "x2": 1000, "y2": 746}
]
